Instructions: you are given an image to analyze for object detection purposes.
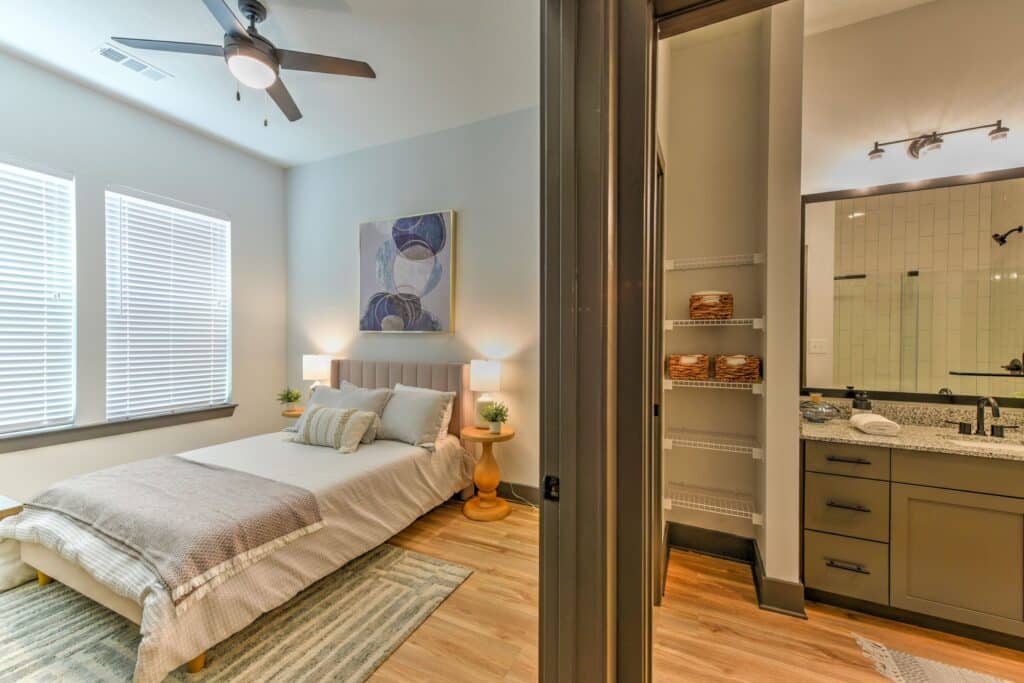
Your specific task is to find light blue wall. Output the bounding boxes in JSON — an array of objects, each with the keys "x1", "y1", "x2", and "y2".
[{"x1": 286, "y1": 107, "x2": 540, "y2": 486}]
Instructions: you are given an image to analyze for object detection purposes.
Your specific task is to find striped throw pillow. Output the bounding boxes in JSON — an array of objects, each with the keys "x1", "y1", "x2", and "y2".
[{"x1": 292, "y1": 406, "x2": 378, "y2": 453}]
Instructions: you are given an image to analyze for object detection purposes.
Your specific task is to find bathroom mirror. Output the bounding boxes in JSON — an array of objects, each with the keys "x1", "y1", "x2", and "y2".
[{"x1": 801, "y1": 168, "x2": 1024, "y2": 404}]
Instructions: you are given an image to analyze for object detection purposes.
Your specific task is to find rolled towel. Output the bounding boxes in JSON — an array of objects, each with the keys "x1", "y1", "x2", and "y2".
[{"x1": 850, "y1": 413, "x2": 901, "y2": 436}]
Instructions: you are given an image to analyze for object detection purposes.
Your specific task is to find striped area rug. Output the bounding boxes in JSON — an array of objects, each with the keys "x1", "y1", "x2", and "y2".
[{"x1": 0, "y1": 544, "x2": 471, "y2": 682}]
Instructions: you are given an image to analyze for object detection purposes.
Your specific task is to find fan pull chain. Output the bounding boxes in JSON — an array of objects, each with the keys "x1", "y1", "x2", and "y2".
[
  {"x1": 263, "y1": 91, "x2": 269, "y2": 127},
  {"x1": 235, "y1": 79, "x2": 240, "y2": 102}
]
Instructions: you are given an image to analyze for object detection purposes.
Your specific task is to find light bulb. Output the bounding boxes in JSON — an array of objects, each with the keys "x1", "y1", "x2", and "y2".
[{"x1": 227, "y1": 54, "x2": 276, "y2": 89}]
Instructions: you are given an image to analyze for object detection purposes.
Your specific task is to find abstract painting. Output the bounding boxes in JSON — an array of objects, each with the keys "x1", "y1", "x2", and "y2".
[{"x1": 359, "y1": 211, "x2": 454, "y2": 333}]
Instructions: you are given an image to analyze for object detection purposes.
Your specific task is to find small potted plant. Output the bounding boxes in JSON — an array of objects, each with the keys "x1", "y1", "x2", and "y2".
[
  {"x1": 277, "y1": 387, "x2": 302, "y2": 412},
  {"x1": 481, "y1": 402, "x2": 509, "y2": 434}
]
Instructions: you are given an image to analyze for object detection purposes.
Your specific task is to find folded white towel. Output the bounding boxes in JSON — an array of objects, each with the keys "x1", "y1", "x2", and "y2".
[{"x1": 850, "y1": 413, "x2": 901, "y2": 436}]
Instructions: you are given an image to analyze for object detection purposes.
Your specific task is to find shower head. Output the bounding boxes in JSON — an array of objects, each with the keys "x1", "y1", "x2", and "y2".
[{"x1": 993, "y1": 225, "x2": 1024, "y2": 246}]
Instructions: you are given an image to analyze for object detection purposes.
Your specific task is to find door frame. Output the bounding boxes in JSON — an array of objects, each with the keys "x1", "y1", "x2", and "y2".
[{"x1": 539, "y1": 1, "x2": 783, "y2": 681}]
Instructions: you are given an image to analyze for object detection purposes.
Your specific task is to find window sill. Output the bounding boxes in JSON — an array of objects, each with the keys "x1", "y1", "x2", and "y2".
[{"x1": 0, "y1": 404, "x2": 237, "y2": 454}]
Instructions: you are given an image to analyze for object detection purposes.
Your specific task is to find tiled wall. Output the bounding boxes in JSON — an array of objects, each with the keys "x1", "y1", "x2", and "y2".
[{"x1": 831, "y1": 178, "x2": 1024, "y2": 397}]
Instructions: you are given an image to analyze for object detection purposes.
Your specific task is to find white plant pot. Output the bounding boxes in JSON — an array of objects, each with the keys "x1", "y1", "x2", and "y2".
[{"x1": 489, "y1": 422, "x2": 502, "y2": 434}]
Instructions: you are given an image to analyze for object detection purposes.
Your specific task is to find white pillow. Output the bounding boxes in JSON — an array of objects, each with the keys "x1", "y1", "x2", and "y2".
[
  {"x1": 311, "y1": 383, "x2": 392, "y2": 416},
  {"x1": 394, "y1": 383, "x2": 455, "y2": 436},
  {"x1": 379, "y1": 383, "x2": 456, "y2": 448}
]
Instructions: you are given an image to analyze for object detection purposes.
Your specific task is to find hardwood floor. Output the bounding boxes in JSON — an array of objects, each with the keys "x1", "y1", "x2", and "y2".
[
  {"x1": 655, "y1": 549, "x2": 1024, "y2": 682},
  {"x1": 372, "y1": 500, "x2": 539, "y2": 683},
  {"x1": 378, "y1": 504, "x2": 1024, "y2": 682}
]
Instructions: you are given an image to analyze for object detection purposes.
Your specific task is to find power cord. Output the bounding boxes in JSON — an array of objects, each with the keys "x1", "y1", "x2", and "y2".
[{"x1": 507, "y1": 482, "x2": 538, "y2": 510}]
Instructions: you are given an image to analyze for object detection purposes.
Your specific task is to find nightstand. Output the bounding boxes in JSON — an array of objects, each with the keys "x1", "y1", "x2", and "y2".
[
  {"x1": 282, "y1": 406, "x2": 305, "y2": 419},
  {"x1": 460, "y1": 426, "x2": 516, "y2": 521},
  {"x1": 0, "y1": 495, "x2": 34, "y2": 591}
]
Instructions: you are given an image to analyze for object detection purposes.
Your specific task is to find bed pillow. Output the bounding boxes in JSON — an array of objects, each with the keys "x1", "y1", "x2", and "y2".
[
  {"x1": 311, "y1": 383, "x2": 393, "y2": 416},
  {"x1": 379, "y1": 384, "x2": 456, "y2": 448},
  {"x1": 292, "y1": 406, "x2": 379, "y2": 453},
  {"x1": 391, "y1": 383, "x2": 455, "y2": 436}
]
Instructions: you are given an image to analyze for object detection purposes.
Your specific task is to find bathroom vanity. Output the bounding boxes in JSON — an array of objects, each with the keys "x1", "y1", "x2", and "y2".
[{"x1": 802, "y1": 423, "x2": 1024, "y2": 645}]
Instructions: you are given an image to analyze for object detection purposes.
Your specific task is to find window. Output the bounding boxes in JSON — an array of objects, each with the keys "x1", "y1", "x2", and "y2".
[
  {"x1": 0, "y1": 161, "x2": 75, "y2": 435},
  {"x1": 106, "y1": 190, "x2": 231, "y2": 420}
]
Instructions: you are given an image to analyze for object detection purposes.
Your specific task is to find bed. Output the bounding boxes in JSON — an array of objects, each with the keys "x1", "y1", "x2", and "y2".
[{"x1": 4, "y1": 360, "x2": 475, "y2": 683}]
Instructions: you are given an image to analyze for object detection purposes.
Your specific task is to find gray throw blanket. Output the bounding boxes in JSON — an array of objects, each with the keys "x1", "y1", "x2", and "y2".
[{"x1": 27, "y1": 455, "x2": 324, "y2": 613}]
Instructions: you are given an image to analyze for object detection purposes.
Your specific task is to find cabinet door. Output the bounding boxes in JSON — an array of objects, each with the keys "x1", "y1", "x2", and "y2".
[{"x1": 891, "y1": 483, "x2": 1024, "y2": 636}]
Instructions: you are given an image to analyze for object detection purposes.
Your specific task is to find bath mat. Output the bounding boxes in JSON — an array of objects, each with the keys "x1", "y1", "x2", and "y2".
[{"x1": 855, "y1": 634, "x2": 1010, "y2": 683}]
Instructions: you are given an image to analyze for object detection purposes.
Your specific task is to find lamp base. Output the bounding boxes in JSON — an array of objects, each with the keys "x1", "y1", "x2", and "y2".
[{"x1": 475, "y1": 394, "x2": 495, "y2": 428}]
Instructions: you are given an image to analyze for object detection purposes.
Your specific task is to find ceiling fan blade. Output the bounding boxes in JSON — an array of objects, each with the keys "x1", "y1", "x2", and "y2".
[
  {"x1": 277, "y1": 49, "x2": 376, "y2": 78},
  {"x1": 201, "y1": 0, "x2": 249, "y2": 37},
  {"x1": 112, "y1": 37, "x2": 224, "y2": 57},
  {"x1": 267, "y1": 78, "x2": 303, "y2": 122}
]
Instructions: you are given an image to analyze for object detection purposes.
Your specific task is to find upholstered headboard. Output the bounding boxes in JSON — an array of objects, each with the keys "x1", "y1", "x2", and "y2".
[{"x1": 331, "y1": 360, "x2": 472, "y2": 436}]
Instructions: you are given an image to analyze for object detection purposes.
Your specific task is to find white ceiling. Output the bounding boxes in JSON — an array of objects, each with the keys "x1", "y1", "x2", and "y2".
[
  {"x1": 804, "y1": 0, "x2": 935, "y2": 35},
  {"x1": 0, "y1": 0, "x2": 539, "y2": 167}
]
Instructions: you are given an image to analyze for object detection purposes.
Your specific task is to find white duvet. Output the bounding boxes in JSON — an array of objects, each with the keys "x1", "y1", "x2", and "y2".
[{"x1": 1, "y1": 432, "x2": 473, "y2": 682}]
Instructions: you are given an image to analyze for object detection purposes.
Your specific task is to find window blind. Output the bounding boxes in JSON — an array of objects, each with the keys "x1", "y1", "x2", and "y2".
[
  {"x1": 105, "y1": 190, "x2": 231, "y2": 420},
  {"x1": 0, "y1": 161, "x2": 75, "y2": 435}
]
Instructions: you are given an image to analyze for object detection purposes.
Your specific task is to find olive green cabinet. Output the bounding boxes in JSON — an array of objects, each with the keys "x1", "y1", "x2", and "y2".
[
  {"x1": 803, "y1": 440, "x2": 1024, "y2": 641},
  {"x1": 890, "y1": 483, "x2": 1024, "y2": 636}
]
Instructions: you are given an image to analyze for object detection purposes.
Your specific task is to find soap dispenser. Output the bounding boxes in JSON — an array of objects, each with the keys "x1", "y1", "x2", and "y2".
[{"x1": 851, "y1": 390, "x2": 872, "y2": 415}]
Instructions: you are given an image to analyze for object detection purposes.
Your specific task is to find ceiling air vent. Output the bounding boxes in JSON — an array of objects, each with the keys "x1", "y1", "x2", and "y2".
[{"x1": 94, "y1": 43, "x2": 172, "y2": 82}]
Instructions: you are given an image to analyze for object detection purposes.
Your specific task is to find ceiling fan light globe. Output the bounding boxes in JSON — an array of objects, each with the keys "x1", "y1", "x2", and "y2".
[{"x1": 228, "y1": 54, "x2": 276, "y2": 89}]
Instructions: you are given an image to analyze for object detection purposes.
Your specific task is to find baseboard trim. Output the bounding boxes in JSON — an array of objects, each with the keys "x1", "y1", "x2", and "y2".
[
  {"x1": 665, "y1": 522, "x2": 805, "y2": 618},
  {"x1": 752, "y1": 542, "x2": 807, "y2": 619},
  {"x1": 496, "y1": 481, "x2": 540, "y2": 506},
  {"x1": 805, "y1": 588, "x2": 1024, "y2": 653},
  {"x1": 665, "y1": 521, "x2": 755, "y2": 563}
]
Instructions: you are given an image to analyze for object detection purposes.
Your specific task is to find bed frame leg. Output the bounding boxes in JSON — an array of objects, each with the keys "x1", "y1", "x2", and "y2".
[
  {"x1": 37, "y1": 571, "x2": 52, "y2": 586},
  {"x1": 186, "y1": 653, "x2": 206, "y2": 674}
]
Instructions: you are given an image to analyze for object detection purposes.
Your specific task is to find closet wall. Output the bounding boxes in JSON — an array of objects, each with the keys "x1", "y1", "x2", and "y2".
[{"x1": 659, "y1": 1, "x2": 803, "y2": 583}]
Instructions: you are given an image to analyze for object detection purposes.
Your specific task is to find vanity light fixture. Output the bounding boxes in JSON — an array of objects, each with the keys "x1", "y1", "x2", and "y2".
[
  {"x1": 990, "y1": 120, "x2": 1010, "y2": 141},
  {"x1": 868, "y1": 120, "x2": 1010, "y2": 160}
]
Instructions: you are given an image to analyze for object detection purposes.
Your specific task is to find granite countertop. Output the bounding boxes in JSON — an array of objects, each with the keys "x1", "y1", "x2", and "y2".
[{"x1": 801, "y1": 420, "x2": 1024, "y2": 462}]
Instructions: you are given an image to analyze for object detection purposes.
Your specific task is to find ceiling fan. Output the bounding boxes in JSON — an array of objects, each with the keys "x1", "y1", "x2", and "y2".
[{"x1": 113, "y1": 0, "x2": 376, "y2": 122}]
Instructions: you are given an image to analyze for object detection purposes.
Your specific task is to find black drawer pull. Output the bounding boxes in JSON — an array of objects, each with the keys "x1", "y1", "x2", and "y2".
[
  {"x1": 825, "y1": 558, "x2": 871, "y2": 575},
  {"x1": 826, "y1": 500, "x2": 871, "y2": 513},
  {"x1": 825, "y1": 455, "x2": 872, "y2": 465}
]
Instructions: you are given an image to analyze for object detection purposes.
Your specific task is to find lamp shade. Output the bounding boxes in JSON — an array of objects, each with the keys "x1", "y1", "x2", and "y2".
[
  {"x1": 302, "y1": 355, "x2": 332, "y2": 382},
  {"x1": 470, "y1": 360, "x2": 501, "y2": 393}
]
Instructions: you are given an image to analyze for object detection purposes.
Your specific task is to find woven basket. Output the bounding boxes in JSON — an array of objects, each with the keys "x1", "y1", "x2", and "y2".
[
  {"x1": 714, "y1": 355, "x2": 761, "y2": 383},
  {"x1": 667, "y1": 354, "x2": 710, "y2": 380},
  {"x1": 690, "y1": 291, "x2": 734, "y2": 320}
]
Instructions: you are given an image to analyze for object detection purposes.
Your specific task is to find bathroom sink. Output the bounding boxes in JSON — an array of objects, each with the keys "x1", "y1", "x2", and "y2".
[{"x1": 945, "y1": 438, "x2": 1024, "y2": 455}]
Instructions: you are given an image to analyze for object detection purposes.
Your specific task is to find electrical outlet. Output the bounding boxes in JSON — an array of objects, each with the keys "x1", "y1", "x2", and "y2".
[{"x1": 809, "y1": 338, "x2": 828, "y2": 354}]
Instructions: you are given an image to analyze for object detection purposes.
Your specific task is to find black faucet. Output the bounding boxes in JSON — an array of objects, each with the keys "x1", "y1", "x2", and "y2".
[{"x1": 976, "y1": 397, "x2": 1001, "y2": 435}]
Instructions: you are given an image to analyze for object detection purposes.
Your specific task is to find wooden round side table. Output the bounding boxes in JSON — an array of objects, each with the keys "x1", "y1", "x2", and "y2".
[{"x1": 460, "y1": 425, "x2": 516, "y2": 521}]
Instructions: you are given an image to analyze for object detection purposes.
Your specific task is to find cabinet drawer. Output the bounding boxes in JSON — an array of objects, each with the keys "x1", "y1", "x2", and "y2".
[
  {"x1": 805, "y1": 472, "x2": 889, "y2": 542},
  {"x1": 805, "y1": 441, "x2": 890, "y2": 480},
  {"x1": 892, "y1": 449, "x2": 1024, "y2": 499},
  {"x1": 804, "y1": 530, "x2": 888, "y2": 605}
]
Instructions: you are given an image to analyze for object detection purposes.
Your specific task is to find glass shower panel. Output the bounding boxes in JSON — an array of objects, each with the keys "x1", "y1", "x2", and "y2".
[{"x1": 833, "y1": 272, "x2": 907, "y2": 392}]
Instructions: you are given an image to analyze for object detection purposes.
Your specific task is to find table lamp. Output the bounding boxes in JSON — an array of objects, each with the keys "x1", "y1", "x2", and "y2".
[
  {"x1": 470, "y1": 360, "x2": 501, "y2": 428},
  {"x1": 302, "y1": 354, "x2": 332, "y2": 399}
]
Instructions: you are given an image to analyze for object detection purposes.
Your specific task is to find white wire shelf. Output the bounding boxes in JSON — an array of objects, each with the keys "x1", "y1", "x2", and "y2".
[
  {"x1": 665, "y1": 483, "x2": 763, "y2": 525},
  {"x1": 665, "y1": 379, "x2": 764, "y2": 394},
  {"x1": 663, "y1": 429, "x2": 763, "y2": 460},
  {"x1": 664, "y1": 317, "x2": 764, "y2": 331},
  {"x1": 665, "y1": 253, "x2": 764, "y2": 272}
]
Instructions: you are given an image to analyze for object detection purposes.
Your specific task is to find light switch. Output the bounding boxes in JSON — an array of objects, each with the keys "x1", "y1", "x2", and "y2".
[{"x1": 809, "y1": 338, "x2": 828, "y2": 354}]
